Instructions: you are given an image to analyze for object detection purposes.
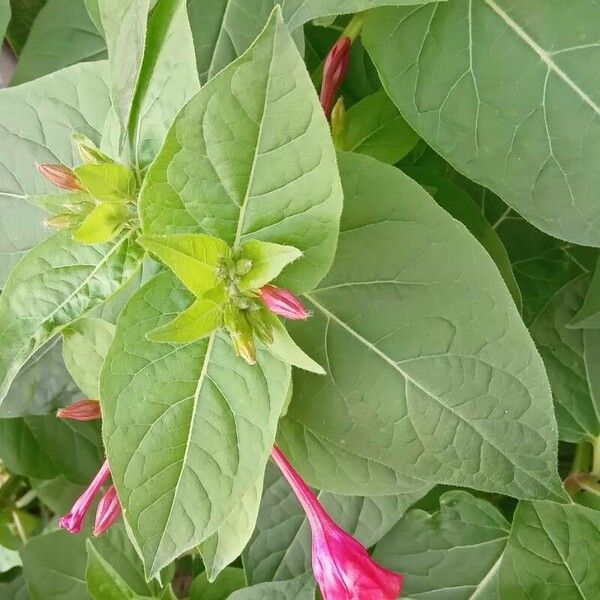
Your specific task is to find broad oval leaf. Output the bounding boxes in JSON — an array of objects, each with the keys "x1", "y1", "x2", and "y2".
[
  {"x1": 364, "y1": 0, "x2": 600, "y2": 246},
  {"x1": 101, "y1": 271, "x2": 291, "y2": 577},
  {"x1": 0, "y1": 231, "x2": 143, "y2": 403},
  {"x1": 140, "y1": 7, "x2": 343, "y2": 294},
  {"x1": 278, "y1": 152, "x2": 566, "y2": 502}
]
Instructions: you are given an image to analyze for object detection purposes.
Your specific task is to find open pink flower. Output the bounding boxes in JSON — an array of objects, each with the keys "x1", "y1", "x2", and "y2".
[
  {"x1": 93, "y1": 485, "x2": 122, "y2": 536},
  {"x1": 320, "y1": 37, "x2": 352, "y2": 118},
  {"x1": 271, "y1": 446, "x2": 403, "y2": 600},
  {"x1": 260, "y1": 285, "x2": 308, "y2": 320},
  {"x1": 59, "y1": 460, "x2": 110, "y2": 534},
  {"x1": 57, "y1": 400, "x2": 102, "y2": 421}
]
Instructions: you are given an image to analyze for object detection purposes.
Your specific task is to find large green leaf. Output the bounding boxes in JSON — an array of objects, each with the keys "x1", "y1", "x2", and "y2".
[
  {"x1": 101, "y1": 271, "x2": 291, "y2": 578},
  {"x1": 373, "y1": 491, "x2": 509, "y2": 600},
  {"x1": 10, "y1": 0, "x2": 105, "y2": 86},
  {"x1": 365, "y1": 0, "x2": 600, "y2": 247},
  {"x1": 0, "y1": 0, "x2": 10, "y2": 42},
  {"x1": 530, "y1": 275, "x2": 600, "y2": 442},
  {"x1": 141, "y1": 7, "x2": 342, "y2": 294},
  {"x1": 278, "y1": 152, "x2": 566, "y2": 502},
  {"x1": 498, "y1": 501, "x2": 600, "y2": 599},
  {"x1": 0, "y1": 61, "x2": 111, "y2": 287},
  {"x1": 229, "y1": 573, "x2": 315, "y2": 600},
  {"x1": 190, "y1": 568, "x2": 246, "y2": 600},
  {"x1": 0, "y1": 232, "x2": 143, "y2": 403},
  {"x1": 570, "y1": 256, "x2": 600, "y2": 328},
  {"x1": 244, "y1": 462, "x2": 430, "y2": 585},
  {"x1": 5, "y1": 0, "x2": 46, "y2": 54}
]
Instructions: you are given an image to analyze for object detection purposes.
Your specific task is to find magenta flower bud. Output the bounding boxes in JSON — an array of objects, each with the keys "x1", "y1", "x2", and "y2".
[
  {"x1": 320, "y1": 36, "x2": 351, "y2": 118},
  {"x1": 93, "y1": 485, "x2": 122, "y2": 536},
  {"x1": 260, "y1": 285, "x2": 308, "y2": 320},
  {"x1": 57, "y1": 400, "x2": 101, "y2": 421},
  {"x1": 271, "y1": 446, "x2": 403, "y2": 600},
  {"x1": 36, "y1": 163, "x2": 82, "y2": 191},
  {"x1": 59, "y1": 460, "x2": 111, "y2": 534}
]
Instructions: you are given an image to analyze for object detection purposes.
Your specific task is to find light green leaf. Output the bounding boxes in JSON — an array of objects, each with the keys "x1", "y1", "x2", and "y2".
[
  {"x1": 74, "y1": 202, "x2": 130, "y2": 245},
  {"x1": 244, "y1": 462, "x2": 430, "y2": 585},
  {"x1": 0, "y1": 0, "x2": 10, "y2": 42},
  {"x1": 364, "y1": 0, "x2": 600, "y2": 247},
  {"x1": 148, "y1": 296, "x2": 224, "y2": 343},
  {"x1": 0, "y1": 231, "x2": 143, "y2": 403},
  {"x1": 373, "y1": 491, "x2": 509, "y2": 600},
  {"x1": 570, "y1": 256, "x2": 600, "y2": 328},
  {"x1": 84, "y1": 0, "x2": 103, "y2": 33},
  {"x1": 26, "y1": 191, "x2": 94, "y2": 216},
  {"x1": 239, "y1": 240, "x2": 302, "y2": 291},
  {"x1": 342, "y1": 89, "x2": 419, "y2": 164},
  {"x1": 191, "y1": 568, "x2": 246, "y2": 600},
  {"x1": 278, "y1": 152, "x2": 566, "y2": 501},
  {"x1": 229, "y1": 573, "x2": 316, "y2": 600},
  {"x1": 75, "y1": 163, "x2": 136, "y2": 203},
  {"x1": 267, "y1": 317, "x2": 325, "y2": 374},
  {"x1": 499, "y1": 501, "x2": 600, "y2": 599},
  {"x1": 141, "y1": 7, "x2": 342, "y2": 294},
  {"x1": 86, "y1": 541, "x2": 139, "y2": 600},
  {"x1": 0, "y1": 61, "x2": 111, "y2": 288},
  {"x1": 139, "y1": 234, "x2": 230, "y2": 298},
  {"x1": 101, "y1": 271, "x2": 291, "y2": 577},
  {"x1": 62, "y1": 317, "x2": 115, "y2": 398},
  {"x1": 530, "y1": 275, "x2": 600, "y2": 442},
  {"x1": 10, "y1": 0, "x2": 105, "y2": 86}
]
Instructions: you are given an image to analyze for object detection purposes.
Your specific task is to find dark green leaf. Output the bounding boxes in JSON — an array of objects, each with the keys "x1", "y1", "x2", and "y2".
[
  {"x1": 0, "y1": 0, "x2": 10, "y2": 42},
  {"x1": 570, "y1": 256, "x2": 600, "y2": 328},
  {"x1": 190, "y1": 568, "x2": 245, "y2": 600},
  {"x1": 6, "y1": 0, "x2": 46, "y2": 54}
]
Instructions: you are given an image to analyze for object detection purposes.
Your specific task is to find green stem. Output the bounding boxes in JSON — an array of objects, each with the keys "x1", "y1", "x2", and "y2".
[
  {"x1": 571, "y1": 442, "x2": 592, "y2": 475},
  {"x1": 591, "y1": 437, "x2": 600, "y2": 478},
  {"x1": 579, "y1": 478, "x2": 600, "y2": 498}
]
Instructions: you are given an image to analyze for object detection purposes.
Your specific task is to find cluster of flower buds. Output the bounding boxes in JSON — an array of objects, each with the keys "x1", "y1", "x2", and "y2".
[
  {"x1": 57, "y1": 400, "x2": 121, "y2": 536},
  {"x1": 271, "y1": 446, "x2": 404, "y2": 599}
]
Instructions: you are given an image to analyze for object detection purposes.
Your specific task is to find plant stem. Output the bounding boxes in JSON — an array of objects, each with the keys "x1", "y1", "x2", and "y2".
[
  {"x1": 591, "y1": 437, "x2": 600, "y2": 477},
  {"x1": 579, "y1": 478, "x2": 600, "y2": 498},
  {"x1": 11, "y1": 510, "x2": 27, "y2": 544},
  {"x1": 571, "y1": 441, "x2": 592, "y2": 475}
]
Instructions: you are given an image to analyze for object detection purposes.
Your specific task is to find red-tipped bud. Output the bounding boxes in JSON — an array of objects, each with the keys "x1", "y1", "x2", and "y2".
[
  {"x1": 57, "y1": 400, "x2": 101, "y2": 421},
  {"x1": 59, "y1": 460, "x2": 110, "y2": 534},
  {"x1": 320, "y1": 37, "x2": 351, "y2": 118},
  {"x1": 36, "y1": 163, "x2": 82, "y2": 191},
  {"x1": 93, "y1": 485, "x2": 121, "y2": 536},
  {"x1": 260, "y1": 285, "x2": 308, "y2": 320}
]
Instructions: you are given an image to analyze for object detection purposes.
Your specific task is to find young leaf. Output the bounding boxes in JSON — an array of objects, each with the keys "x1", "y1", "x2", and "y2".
[
  {"x1": 100, "y1": 271, "x2": 291, "y2": 577},
  {"x1": 138, "y1": 234, "x2": 230, "y2": 298},
  {"x1": 499, "y1": 501, "x2": 600, "y2": 598},
  {"x1": 74, "y1": 202, "x2": 131, "y2": 245},
  {"x1": 141, "y1": 7, "x2": 343, "y2": 294},
  {"x1": 278, "y1": 152, "x2": 567, "y2": 502},
  {"x1": 228, "y1": 573, "x2": 316, "y2": 600},
  {"x1": 238, "y1": 240, "x2": 302, "y2": 292},
  {"x1": 570, "y1": 256, "x2": 600, "y2": 328},
  {"x1": 373, "y1": 491, "x2": 510, "y2": 599},
  {"x1": 0, "y1": 231, "x2": 143, "y2": 403},
  {"x1": 191, "y1": 568, "x2": 246, "y2": 600},
  {"x1": 27, "y1": 191, "x2": 94, "y2": 216},
  {"x1": 364, "y1": 0, "x2": 600, "y2": 247},
  {"x1": 75, "y1": 163, "x2": 136, "y2": 202}
]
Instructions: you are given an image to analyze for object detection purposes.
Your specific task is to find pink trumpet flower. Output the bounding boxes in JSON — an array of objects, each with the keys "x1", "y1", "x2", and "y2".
[
  {"x1": 260, "y1": 285, "x2": 308, "y2": 320},
  {"x1": 271, "y1": 446, "x2": 403, "y2": 600},
  {"x1": 59, "y1": 460, "x2": 110, "y2": 534},
  {"x1": 93, "y1": 485, "x2": 122, "y2": 536},
  {"x1": 36, "y1": 163, "x2": 82, "y2": 190},
  {"x1": 320, "y1": 36, "x2": 352, "y2": 118},
  {"x1": 57, "y1": 400, "x2": 102, "y2": 421}
]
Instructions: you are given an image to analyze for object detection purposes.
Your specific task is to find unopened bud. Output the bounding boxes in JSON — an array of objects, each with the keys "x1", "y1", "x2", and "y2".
[
  {"x1": 224, "y1": 306, "x2": 256, "y2": 365},
  {"x1": 45, "y1": 214, "x2": 77, "y2": 230},
  {"x1": 260, "y1": 285, "x2": 308, "y2": 320},
  {"x1": 331, "y1": 97, "x2": 346, "y2": 150},
  {"x1": 247, "y1": 308, "x2": 274, "y2": 345},
  {"x1": 93, "y1": 485, "x2": 121, "y2": 536},
  {"x1": 57, "y1": 400, "x2": 101, "y2": 421},
  {"x1": 235, "y1": 258, "x2": 253, "y2": 276},
  {"x1": 37, "y1": 163, "x2": 82, "y2": 191},
  {"x1": 73, "y1": 133, "x2": 113, "y2": 165},
  {"x1": 320, "y1": 37, "x2": 351, "y2": 119}
]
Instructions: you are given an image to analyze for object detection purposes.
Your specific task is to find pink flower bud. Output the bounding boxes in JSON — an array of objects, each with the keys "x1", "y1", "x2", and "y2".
[
  {"x1": 93, "y1": 485, "x2": 122, "y2": 536},
  {"x1": 271, "y1": 446, "x2": 403, "y2": 600},
  {"x1": 260, "y1": 285, "x2": 308, "y2": 320},
  {"x1": 320, "y1": 37, "x2": 352, "y2": 119},
  {"x1": 59, "y1": 460, "x2": 110, "y2": 534},
  {"x1": 57, "y1": 400, "x2": 101, "y2": 421},
  {"x1": 36, "y1": 163, "x2": 82, "y2": 191}
]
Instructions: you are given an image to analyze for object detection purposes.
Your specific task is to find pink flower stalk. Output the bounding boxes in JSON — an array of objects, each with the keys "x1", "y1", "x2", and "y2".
[
  {"x1": 57, "y1": 400, "x2": 102, "y2": 421},
  {"x1": 271, "y1": 446, "x2": 403, "y2": 600},
  {"x1": 260, "y1": 285, "x2": 308, "y2": 320},
  {"x1": 36, "y1": 163, "x2": 82, "y2": 190},
  {"x1": 320, "y1": 37, "x2": 352, "y2": 118},
  {"x1": 93, "y1": 485, "x2": 122, "y2": 536},
  {"x1": 59, "y1": 460, "x2": 110, "y2": 534}
]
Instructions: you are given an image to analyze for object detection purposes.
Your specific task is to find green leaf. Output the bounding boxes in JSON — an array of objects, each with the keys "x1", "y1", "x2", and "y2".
[
  {"x1": 405, "y1": 168, "x2": 522, "y2": 311},
  {"x1": 0, "y1": 61, "x2": 111, "y2": 287},
  {"x1": 191, "y1": 568, "x2": 246, "y2": 600},
  {"x1": 10, "y1": 0, "x2": 105, "y2": 86},
  {"x1": 101, "y1": 271, "x2": 291, "y2": 577},
  {"x1": 342, "y1": 89, "x2": 419, "y2": 164},
  {"x1": 75, "y1": 163, "x2": 136, "y2": 203},
  {"x1": 373, "y1": 491, "x2": 509, "y2": 600},
  {"x1": 86, "y1": 540, "x2": 139, "y2": 600},
  {"x1": 30, "y1": 476, "x2": 86, "y2": 514},
  {"x1": 0, "y1": 574, "x2": 28, "y2": 600},
  {"x1": 74, "y1": 202, "x2": 131, "y2": 245},
  {"x1": 62, "y1": 317, "x2": 115, "y2": 398},
  {"x1": 0, "y1": 231, "x2": 143, "y2": 403},
  {"x1": 139, "y1": 234, "x2": 230, "y2": 297},
  {"x1": 244, "y1": 462, "x2": 430, "y2": 585},
  {"x1": 6, "y1": 0, "x2": 46, "y2": 54},
  {"x1": 141, "y1": 7, "x2": 343, "y2": 294},
  {"x1": 229, "y1": 573, "x2": 316, "y2": 600},
  {"x1": 0, "y1": 0, "x2": 10, "y2": 42},
  {"x1": 26, "y1": 191, "x2": 93, "y2": 216},
  {"x1": 238, "y1": 240, "x2": 302, "y2": 292},
  {"x1": 499, "y1": 501, "x2": 600, "y2": 599},
  {"x1": 530, "y1": 275, "x2": 600, "y2": 442},
  {"x1": 278, "y1": 152, "x2": 566, "y2": 502},
  {"x1": 570, "y1": 256, "x2": 600, "y2": 328},
  {"x1": 364, "y1": 0, "x2": 600, "y2": 247}
]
